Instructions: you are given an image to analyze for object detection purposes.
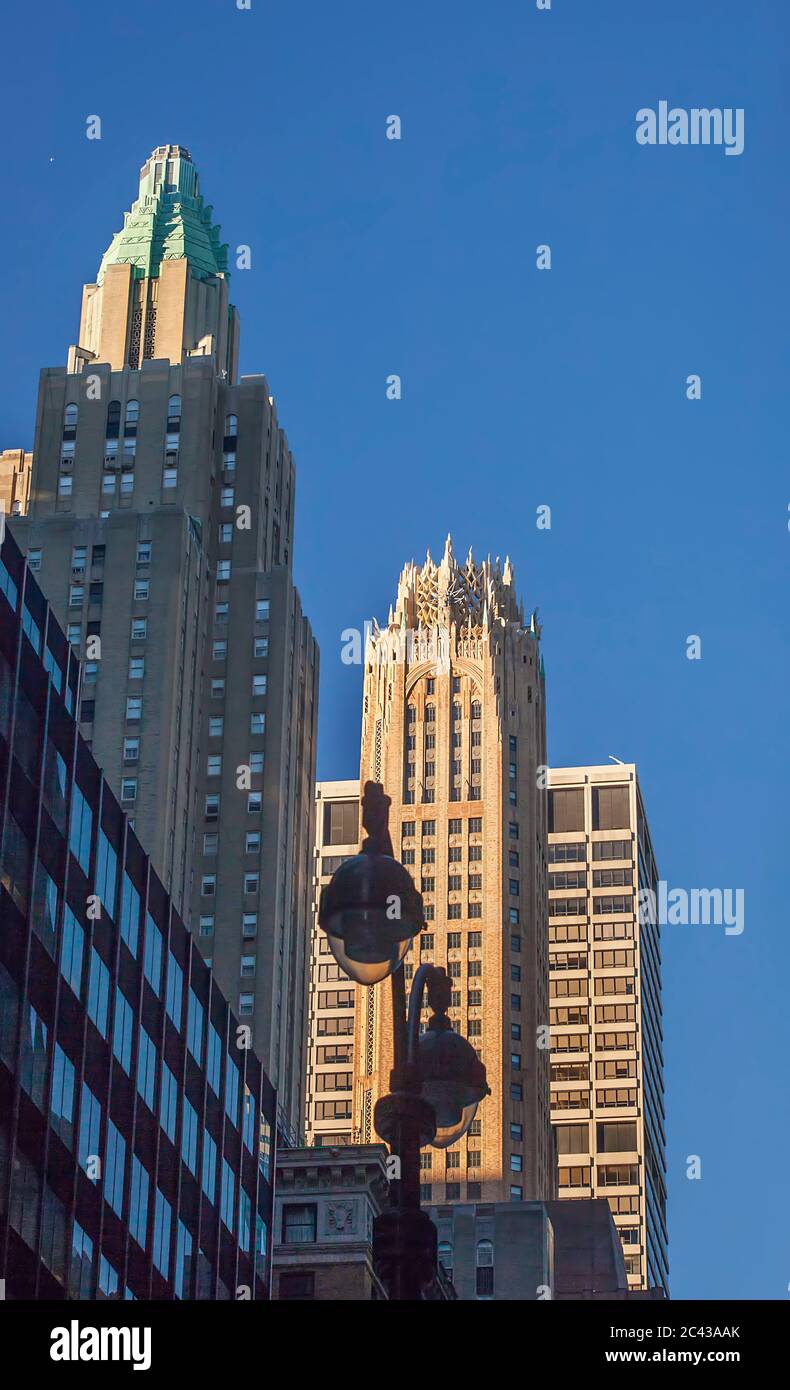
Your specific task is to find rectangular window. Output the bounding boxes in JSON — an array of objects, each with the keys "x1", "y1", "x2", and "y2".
[
  {"x1": 283, "y1": 1204, "x2": 317, "y2": 1244},
  {"x1": 104, "y1": 1119, "x2": 126, "y2": 1217},
  {"x1": 60, "y1": 908, "x2": 84, "y2": 995},
  {"x1": 207, "y1": 1025, "x2": 222, "y2": 1095},
  {"x1": 69, "y1": 784, "x2": 93, "y2": 874},
  {"x1": 202, "y1": 1130, "x2": 217, "y2": 1200},
  {"x1": 129, "y1": 1157, "x2": 149, "y2": 1249},
  {"x1": 112, "y1": 989, "x2": 134, "y2": 1074},
  {"x1": 166, "y1": 951, "x2": 183, "y2": 1030},
  {"x1": 220, "y1": 1160, "x2": 235, "y2": 1232},
  {"x1": 160, "y1": 1062, "x2": 178, "y2": 1142},
  {"x1": 182, "y1": 1097, "x2": 198, "y2": 1175},
  {"x1": 77, "y1": 1082, "x2": 102, "y2": 1174},
  {"x1": 119, "y1": 875, "x2": 140, "y2": 955},
  {"x1": 225, "y1": 1053, "x2": 240, "y2": 1124},
  {"x1": 153, "y1": 1189, "x2": 172, "y2": 1278},
  {"x1": 144, "y1": 915, "x2": 163, "y2": 994},
  {"x1": 136, "y1": 1026, "x2": 157, "y2": 1110},
  {"x1": 87, "y1": 948, "x2": 110, "y2": 1037},
  {"x1": 50, "y1": 1043, "x2": 76, "y2": 1148},
  {"x1": 187, "y1": 991, "x2": 204, "y2": 1063}
]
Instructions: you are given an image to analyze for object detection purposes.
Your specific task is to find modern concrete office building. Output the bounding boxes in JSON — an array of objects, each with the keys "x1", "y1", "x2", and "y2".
[
  {"x1": 304, "y1": 780, "x2": 359, "y2": 1147},
  {"x1": 352, "y1": 539, "x2": 554, "y2": 1205},
  {"x1": 547, "y1": 764, "x2": 668, "y2": 1295},
  {"x1": 0, "y1": 527, "x2": 276, "y2": 1299},
  {"x1": 10, "y1": 146, "x2": 318, "y2": 1138}
]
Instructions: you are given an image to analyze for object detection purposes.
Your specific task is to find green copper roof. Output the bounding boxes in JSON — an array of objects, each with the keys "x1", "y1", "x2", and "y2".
[{"x1": 97, "y1": 145, "x2": 229, "y2": 284}]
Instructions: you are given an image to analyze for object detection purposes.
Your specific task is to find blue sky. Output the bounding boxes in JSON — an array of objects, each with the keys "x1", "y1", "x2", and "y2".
[{"x1": 3, "y1": 0, "x2": 788, "y2": 1298}]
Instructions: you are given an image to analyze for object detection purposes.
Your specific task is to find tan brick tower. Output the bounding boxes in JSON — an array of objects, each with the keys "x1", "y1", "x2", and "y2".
[{"x1": 353, "y1": 538, "x2": 554, "y2": 1204}]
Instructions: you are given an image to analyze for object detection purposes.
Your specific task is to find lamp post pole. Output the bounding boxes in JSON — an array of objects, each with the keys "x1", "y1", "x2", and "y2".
[
  {"x1": 318, "y1": 781, "x2": 489, "y2": 1301},
  {"x1": 372, "y1": 963, "x2": 449, "y2": 1300}
]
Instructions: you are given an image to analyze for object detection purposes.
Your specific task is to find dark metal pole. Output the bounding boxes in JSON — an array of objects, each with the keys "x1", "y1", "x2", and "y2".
[{"x1": 372, "y1": 964, "x2": 439, "y2": 1300}]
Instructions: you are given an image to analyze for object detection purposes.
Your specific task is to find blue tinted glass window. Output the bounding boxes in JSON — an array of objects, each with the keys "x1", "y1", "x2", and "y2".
[
  {"x1": 202, "y1": 1130, "x2": 217, "y2": 1201},
  {"x1": 160, "y1": 1063, "x2": 178, "y2": 1142},
  {"x1": 153, "y1": 1189, "x2": 172, "y2": 1278},
  {"x1": 60, "y1": 908, "x2": 84, "y2": 994},
  {"x1": 187, "y1": 991, "x2": 204, "y2": 1063},
  {"x1": 69, "y1": 784, "x2": 93, "y2": 874},
  {"x1": 207, "y1": 1025, "x2": 221, "y2": 1095},
  {"x1": 129, "y1": 1156, "x2": 149, "y2": 1249},
  {"x1": 136, "y1": 1027, "x2": 157, "y2": 1110},
  {"x1": 166, "y1": 952, "x2": 182, "y2": 1030},
  {"x1": 120, "y1": 875, "x2": 140, "y2": 956},
  {"x1": 50, "y1": 1043, "x2": 75, "y2": 1149},
  {"x1": 225, "y1": 1053, "x2": 239, "y2": 1125},
  {"x1": 112, "y1": 989, "x2": 134, "y2": 1074},
  {"x1": 77, "y1": 1082, "x2": 102, "y2": 1175},
  {"x1": 104, "y1": 1119, "x2": 126, "y2": 1216},
  {"x1": 143, "y1": 914, "x2": 163, "y2": 995},
  {"x1": 181, "y1": 1097, "x2": 198, "y2": 1174},
  {"x1": 87, "y1": 948, "x2": 110, "y2": 1037},
  {"x1": 95, "y1": 831, "x2": 118, "y2": 919}
]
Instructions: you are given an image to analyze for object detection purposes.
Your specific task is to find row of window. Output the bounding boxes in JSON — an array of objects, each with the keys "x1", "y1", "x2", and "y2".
[
  {"x1": 548, "y1": 839, "x2": 632, "y2": 863},
  {"x1": 550, "y1": 895, "x2": 634, "y2": 917},
  {"x1": 401, "y1": 817, "x2": 486, "y2": 838},
  {"x1": 406, "y1": 700, "x2": 482, "y2": 723}
]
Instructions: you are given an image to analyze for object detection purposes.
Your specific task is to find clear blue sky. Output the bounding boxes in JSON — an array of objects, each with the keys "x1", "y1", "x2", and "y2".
[{"x1": 3, "y1": 0, "x2": 788, "y2": 1299}]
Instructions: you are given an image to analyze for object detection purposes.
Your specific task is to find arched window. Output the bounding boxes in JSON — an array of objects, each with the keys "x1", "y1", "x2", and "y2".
[
  {"x1": 105, "y1": 401, "x2": 121, "y2": 440},
  {"x1": 63, "y1": 403, "x2": 78, "y2": 437},
  {"x1": 224, "y1": 413, "x2": 238, "y2": 439},
  {"x1": 475, "y1": 1239, "x2": 494, "y2": 1297},
  {"x1": 124, "y1": 400, "x2": 139, "y2": 436},
  {"x1": 438, "y1": 1240, "x2": 453, "y2": 1275}
]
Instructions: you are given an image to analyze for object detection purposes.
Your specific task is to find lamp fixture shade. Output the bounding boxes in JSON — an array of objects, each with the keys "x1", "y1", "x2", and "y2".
[
  {"x1": 416, "y1": 1019, "x2": 490, "y2": 1149},
  {"x1": 318, "y1": 852, "x2": 424, "y2": 986}
]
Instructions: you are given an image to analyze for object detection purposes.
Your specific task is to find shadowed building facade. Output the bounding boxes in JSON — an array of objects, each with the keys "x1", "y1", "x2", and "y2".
[
  {"x1": 304, "y1": 780, "x2": 360, "y2": 1147},
  {"x1": 547, "y1": 764, "x2": 668, "y2": 1295},
  {"x1": 352, "y1": 539, "x2": 554, "y2": 1204},
  {"x1": 0, "y1": 527, "x2": 276, "y2": 1299},
  {"x1": 10, "y1": 146, "x2": 318, "y2": 1137}
]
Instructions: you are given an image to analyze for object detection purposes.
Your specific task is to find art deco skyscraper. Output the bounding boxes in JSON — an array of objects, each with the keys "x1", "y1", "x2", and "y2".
[
  {"x1": 547, "y1": 764, "x2": 668, "y2": 1294},
  {"x1": 353, "y1": 539, "x2": 554, "y2": 1204},
  {"x1": 11, "y1": 146, "x2": 318, "y2": 1136}
]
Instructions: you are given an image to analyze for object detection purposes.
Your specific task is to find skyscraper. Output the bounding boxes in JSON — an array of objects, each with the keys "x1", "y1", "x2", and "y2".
[
  {"x1": 547, "y1": 764, "x2": 668, "y2": 1294},
  {"x1": 352, "y1": 538, "x2": 554, "y2": 1204},
  {"x1": 305, "y1": 780, "x2": 360, "y2": 1147},
  {"x1": 10, "y1": 146, "x2": 318, "y2": 1136},
  {"x1": 0, "y1": 526, "x2": 276, "y2": 1300}
]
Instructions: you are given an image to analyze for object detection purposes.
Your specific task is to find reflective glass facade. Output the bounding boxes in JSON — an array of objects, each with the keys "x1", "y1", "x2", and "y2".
[{"x1": 0, "y1": 528, "x2": 275, "y2": 1299}]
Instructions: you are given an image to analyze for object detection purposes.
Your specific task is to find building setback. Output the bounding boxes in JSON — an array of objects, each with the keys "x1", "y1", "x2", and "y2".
[
  {"x1": 10, "y1": 145, "x2": 318, "y2": 1137},
  {"x1": 0, "y1": 526, "x2": 276, "y2": 1299},
  {"x1": 304, "y1": 780, "x2": 360, "y2": 1147},
  {"x1": 547, "y1": 764, "x2": 668, "y2": 1294},
  {"x1": 0, "y1": 449, "x2": 32, "y2": 521},
  {"x1": 352, "y1": 538, "x2": 554, "y2": 1205}
]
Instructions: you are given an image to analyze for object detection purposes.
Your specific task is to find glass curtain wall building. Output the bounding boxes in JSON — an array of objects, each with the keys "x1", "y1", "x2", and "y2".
[{"x1": 0, "y1": 527, "x2": 275, "y2": 1299}]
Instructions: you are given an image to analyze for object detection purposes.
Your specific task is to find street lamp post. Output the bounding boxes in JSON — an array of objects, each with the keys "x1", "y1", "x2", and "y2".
[{"x1": 318, "y1": 782, "x2": 489, "y2": 1300}]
